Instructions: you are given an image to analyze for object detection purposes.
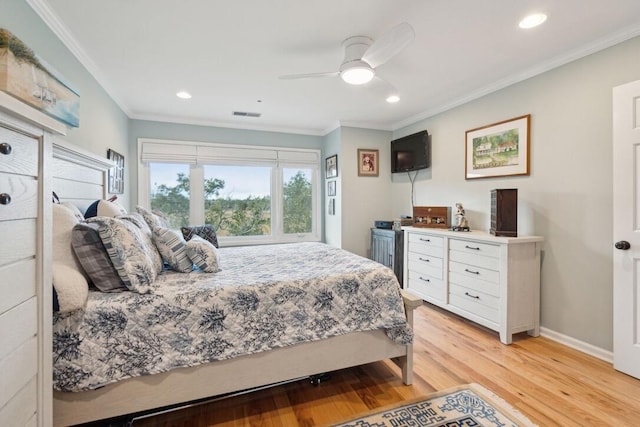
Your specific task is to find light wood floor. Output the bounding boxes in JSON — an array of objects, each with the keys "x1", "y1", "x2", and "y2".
[{"x1": 130, "y1": 302, "x2": 640, "y2": 427}]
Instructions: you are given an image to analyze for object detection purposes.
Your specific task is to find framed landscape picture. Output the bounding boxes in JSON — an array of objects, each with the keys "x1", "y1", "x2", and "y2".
[{"x1": 465, "y1": 114, "x2": 530, "y2": 179}]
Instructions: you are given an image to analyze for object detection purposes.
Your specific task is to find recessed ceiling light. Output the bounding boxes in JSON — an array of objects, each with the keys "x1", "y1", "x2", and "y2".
[
  {"x1": 176, "y1": 91, "x2": 192, "y2": 99},
  {"x1": 519, "y1": 13, "x2": 547, "y2": 29},
  {"x1": 386, "y1": 95, "x2": 400, "y2": 103}
]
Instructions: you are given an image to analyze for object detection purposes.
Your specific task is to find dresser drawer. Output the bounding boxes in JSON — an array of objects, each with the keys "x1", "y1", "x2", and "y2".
[
  {"x1": 407, "y1": 251, "x2": 443, "y2": 279},
  {"x1": 0, "y1": 336, "x2": 38, "y2": 411},
  {"x1": 449, "y1": 260, "x2": 499, "y2": 286},
  {"x1": 0, "y1": 297, "x2": 37, "y2": 362},
  {"x1": 0, "y1": 174, "x2": 38, "y2": 221},
  {"x1": 407, "y1": 270, "x2": 446, "y2": 302},
  {"x1": 449, "y1": 238, "x2": 500, "y2": 258},
  {"x1": 0, "y1": 258, "x2": 36, "y2": 316},
  {"x1": 449, "y1": 283, "x2": 499, "y2": 323},
  {"x1": 0, "y1": 219, "x2": 36, "y2": 266},
  {"x1": 0, "y1": 126, "x2": 38, "y2": 177},
  {"x1": 449, "y1": 239, "x2": 500, "y2": 270},
  {"x1": 407, "y1": 232, "x2": 444, "y2": 257}
]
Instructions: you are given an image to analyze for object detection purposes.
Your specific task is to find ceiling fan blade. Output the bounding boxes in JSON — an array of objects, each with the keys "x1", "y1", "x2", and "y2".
[
  {"x1": 362, "y1": 22, "x2": 415, "y2": 68},
  {"x1": 278, "y1": 71, "x2": 340, "y2": 80}
]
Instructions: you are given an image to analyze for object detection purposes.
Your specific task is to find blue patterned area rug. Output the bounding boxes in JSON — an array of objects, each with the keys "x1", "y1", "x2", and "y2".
[{"x1": 331, "y1": 383, "x2": 537, "y2": 427}]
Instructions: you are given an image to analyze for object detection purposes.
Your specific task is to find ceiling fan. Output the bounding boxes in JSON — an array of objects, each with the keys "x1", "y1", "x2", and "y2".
[{"x1": 279, "y1": 22, "x2": 415, "y2": 99}]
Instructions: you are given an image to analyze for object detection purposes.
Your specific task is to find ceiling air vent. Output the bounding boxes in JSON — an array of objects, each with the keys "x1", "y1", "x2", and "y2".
[{"x1": 233, "y1": 111, "x2": 261, "y2": 118}]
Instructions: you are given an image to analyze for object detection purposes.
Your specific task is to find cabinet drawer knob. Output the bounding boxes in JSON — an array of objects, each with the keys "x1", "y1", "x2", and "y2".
[
  {"x1": 464, "y1": 268, "x2": 480, "y2": 275},
  {"x1": 419, "y1": 238, "x2": 431, "y2": 242},
  {"x1": 0, "y1": 142, "x2": 11, "y2": 155},
  {"x1": 419, "y1": 276, "x2": 430, "y2": 282},
  {"x1": 0, "y1": 193, "x2": 11, "y2": 205},
  {"x1": 419, "y1": 257, "x2": 430, "y2": 262},
  {"x1": 465, "y1": 245, "x2": 480, "y2": 251},
  {"x1": 465, "y1": 292, "x2": 480, "y2": 299}
]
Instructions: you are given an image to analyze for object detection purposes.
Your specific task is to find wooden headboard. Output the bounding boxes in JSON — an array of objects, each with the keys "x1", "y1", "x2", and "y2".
[{"x1": 52, "y1": 139, "x2": 114, "y2": 212}]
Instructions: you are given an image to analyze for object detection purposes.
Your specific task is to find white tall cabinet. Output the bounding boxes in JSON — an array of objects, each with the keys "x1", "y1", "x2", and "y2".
[
  {"x1": 0, "y1": 92, "x2": 65, "y2": 426},
  {"x1": 403, "y1": 226, "x2": 543, "y2": 344}
]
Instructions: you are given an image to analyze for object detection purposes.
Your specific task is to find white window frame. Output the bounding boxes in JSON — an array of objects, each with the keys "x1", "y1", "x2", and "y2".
[{"x1": 138, "y1": 138, "x2": 322, "y2": 246}]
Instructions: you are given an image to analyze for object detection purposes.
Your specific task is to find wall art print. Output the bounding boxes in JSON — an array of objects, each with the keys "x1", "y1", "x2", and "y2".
[
  {"x1": 0, "y1": 28, "x2": 80, "y2": 127},
  {"x1": 465, "y1": 114, "x2": 530, "y2": 179}
]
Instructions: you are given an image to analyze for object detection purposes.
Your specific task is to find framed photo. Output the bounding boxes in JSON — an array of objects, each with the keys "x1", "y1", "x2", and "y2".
[
  {"x1": 357, "y1": 148, "x2": 379, "y2": 177},
  {"x1": 465, "y1": 114, "x2": 530, "y2": 179},
  {"x1": 325, "y1": 154, "x2": 338, "y2": 178},
  {"x1": 107, "y1": 149, "x2": 125, "y2": 194},
  {"x1": 328, "y1": 198, "x2": 335, "y2": 215},
  {"x1": 327, "y1": 180, "x2": 336, "y2": 196}
]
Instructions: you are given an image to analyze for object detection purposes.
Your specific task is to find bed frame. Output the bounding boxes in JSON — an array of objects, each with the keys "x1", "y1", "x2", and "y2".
[{"x1": 51, "y1": 140, "x2": 423, "y2": 427}]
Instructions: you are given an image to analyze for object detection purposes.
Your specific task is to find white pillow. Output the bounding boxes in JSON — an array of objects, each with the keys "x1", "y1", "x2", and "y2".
[
  {"x1": 52, "y1": 203, "x2": 88, "y2": 282},
  {"x1": 85, "y1": 199, "x2": 127, "y2": 218},
  {"x1": 61, "y1": 202, "x2": 85, "y2": 221},
  {"x1": 185, "y1": 235, "x2": 221, "y2": 273},
  {"x1": 52, "y1": 263, "x2": 89, "y2": 313},
  {"x1": 152, "y1": 226, "x2": 193, "y2": 272}
]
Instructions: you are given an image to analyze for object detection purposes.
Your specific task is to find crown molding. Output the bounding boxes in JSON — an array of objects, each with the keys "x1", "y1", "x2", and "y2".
[
  {"x1": 393, "y1": 22, "x2": 640, "y2": 131},
  {"x1": 26, "y1": 0, "x2": 132, "y2": 117}
]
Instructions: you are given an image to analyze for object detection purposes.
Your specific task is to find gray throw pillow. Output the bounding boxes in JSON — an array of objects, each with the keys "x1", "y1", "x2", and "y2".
[{"x1": 71, "y1": 222, "x2": 127, "y2": 292}]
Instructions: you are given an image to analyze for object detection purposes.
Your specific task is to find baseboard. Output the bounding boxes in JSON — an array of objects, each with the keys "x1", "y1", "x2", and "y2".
[{"x1": 540, "y1": 327, "x2": 613, "y2": 364}]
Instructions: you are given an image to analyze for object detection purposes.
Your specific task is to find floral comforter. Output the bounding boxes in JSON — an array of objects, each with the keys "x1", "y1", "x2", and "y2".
[{"x1": 53, "y1": 242, "x2": 412, "y2": 392}]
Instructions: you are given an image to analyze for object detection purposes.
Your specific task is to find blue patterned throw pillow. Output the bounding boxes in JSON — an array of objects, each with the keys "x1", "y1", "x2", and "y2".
[
  {"x1": 152, "y1": 226, "x2": 193, "y2": 273},
  {"x1": 89, "y1": 216, "x2": 158, "y2": 293},
  {"x1": 185, "y1": 236, "x2": 220, "y2": 273}
]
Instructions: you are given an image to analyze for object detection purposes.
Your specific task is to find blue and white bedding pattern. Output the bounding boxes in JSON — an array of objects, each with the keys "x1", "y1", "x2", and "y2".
[{"x1": 53, "y1": 242, "x2": 412, "y2": 392}]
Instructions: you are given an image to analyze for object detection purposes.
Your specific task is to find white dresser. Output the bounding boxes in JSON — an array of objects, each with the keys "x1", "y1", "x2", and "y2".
[
  {"x1": 403, "y1": 226, "x2": 543, "y2": 344},
  {"x1": 0, "y1": 92, "x2": 65, "y2": 426}
]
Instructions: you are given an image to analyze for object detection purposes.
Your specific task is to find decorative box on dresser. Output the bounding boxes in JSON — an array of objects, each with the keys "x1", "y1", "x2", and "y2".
[
  {"x1": 0, "y1": 92, "x2": 65, "y2": 426},
  {"x1": 403, "y1": 226, "x2": 543, "y2": 344}
]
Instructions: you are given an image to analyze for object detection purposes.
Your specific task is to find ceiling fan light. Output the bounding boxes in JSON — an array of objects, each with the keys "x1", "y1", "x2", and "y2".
[{"x1": 341, "y1": 67, "x2": 375, "y2": 85}]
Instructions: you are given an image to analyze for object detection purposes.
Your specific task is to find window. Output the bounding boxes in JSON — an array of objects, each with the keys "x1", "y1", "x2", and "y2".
[
  {"x1": 149, "y1": 163, "x2": 190, "y2": 228},
  {"x1": 203, "y1": 165, "x2": 271, "y2": 237},
  {"x1": 138, "y1": 138, "x2": 321, "y2": 245}
]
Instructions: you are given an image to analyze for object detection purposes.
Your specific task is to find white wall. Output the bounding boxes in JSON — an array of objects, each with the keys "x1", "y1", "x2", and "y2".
[
  {"x1": 324, "y1": 127, "x2": 342, "y2": 248},
  {"x1": 391, "y1": 35, "x2": 640, "y2": 351},
  {"x1": 2, "y1": 1, "x2": 130, "y2": 208},
  {"x1": 340, "y1": 127, "x2": 392, "y2": 257}
]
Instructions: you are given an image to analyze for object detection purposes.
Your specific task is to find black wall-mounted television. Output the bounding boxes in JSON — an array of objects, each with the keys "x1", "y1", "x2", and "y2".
[{"x1": 391, "y1": 130, "x2": 429, "y2": 173}]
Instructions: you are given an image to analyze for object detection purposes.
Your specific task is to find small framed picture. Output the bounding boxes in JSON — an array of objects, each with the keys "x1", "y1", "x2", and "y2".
[
  {"x1": 358, "y1": 148, "x2": 379, "y2": 177},
  {"x1": 327, "y1": 180, "x2": 336, "y2": 196},
  {"x1": 107, "y1": 149, "x2": 125, "y2": 194},
  {"x1": 326, "y1": 154, "x2": 338, "y2": 178},
  {"x1": 328, "y1": 198, "x2": 335, "y2": 215}
]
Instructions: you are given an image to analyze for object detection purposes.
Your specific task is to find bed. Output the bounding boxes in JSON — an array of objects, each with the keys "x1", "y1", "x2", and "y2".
[{"x1": 50, "y1": 140, "x2": 422, "y2": 427}]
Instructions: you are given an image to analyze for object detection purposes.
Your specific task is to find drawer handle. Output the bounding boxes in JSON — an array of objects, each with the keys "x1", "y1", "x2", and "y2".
[
  {"x1": 419, "y1": 276, "x2": 430, "y2": 283},
  {"x1": 465, "y1": 245, "x2": 480, "y2": 251},
  {"x1": 419, "y1": 257, "x2": 430, "y2": 262},
  {"x1": 464, "y1": 268, "x2": 480, "y2": 275},
  {"x1": 419, "y1": 238, "x2": 431, "y2": 242},
  {"x1": 465, "y1": 292, "x2": 480, "y2": 299},
  {"x1": 0, "y1": 193, "x2": 11, "y2": 205},
  {"x1": 0, "y1": 143, "x2": 11, "y2": 155}
]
